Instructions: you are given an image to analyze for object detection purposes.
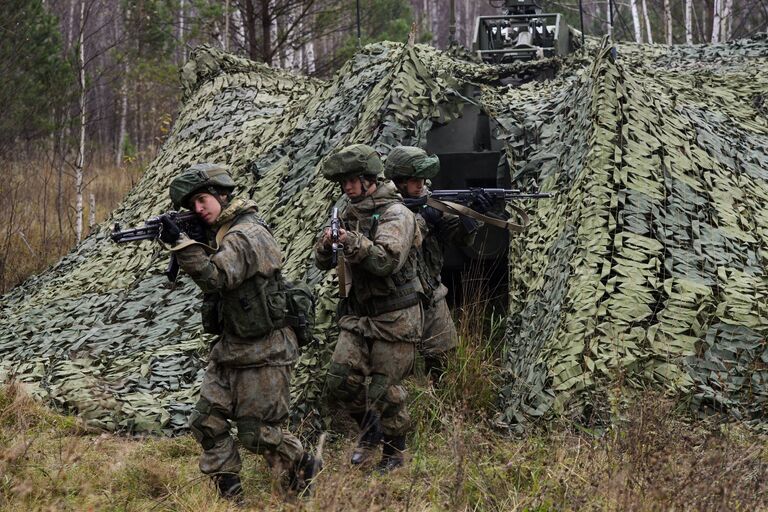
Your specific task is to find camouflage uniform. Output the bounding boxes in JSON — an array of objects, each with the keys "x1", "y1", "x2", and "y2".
[
  {"x1": 163, "y1": 165, "x2": 321, "y2": 498},
  {"x1": 383, "y1": 146, "x2": 478, "y2": 377},
  {"x1": 314, "y1": 144, "x2": 423, "y2": 470},
  {"x1": 172, "y1": 197, "x2": 305, "y2": 479}
]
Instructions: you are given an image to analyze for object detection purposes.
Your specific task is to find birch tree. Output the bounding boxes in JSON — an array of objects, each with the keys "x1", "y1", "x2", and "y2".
[
  {"x1": 75, "y1": 0, "x2": 86, "y2": 241},
  {"x1": 664, "y1": 0, "x2": 672, "y2": 44},
  {"x1": 685, "y1": 0, "x2": 693, "y2": 44},
  {"x1": 712, "y1": 0, "x2": 722, "y2": 42},
  {"x1": 642, "y1": 0, "x2": 653, "y2": 43},
  {"x1": 630, "y1": 0, "x2": 643, "y2": 42}
]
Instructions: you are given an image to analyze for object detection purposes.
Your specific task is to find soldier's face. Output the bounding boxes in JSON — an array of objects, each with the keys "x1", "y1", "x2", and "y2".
[
  {"x1": 341, "y1": 176, "x2": 364, "y2": 199},
  {"x1": 401, "y1": 178, "x2": 425, "y2": 197},
  {"x1": 190, "y1": 192, "x2": 222, "y2": 225}
]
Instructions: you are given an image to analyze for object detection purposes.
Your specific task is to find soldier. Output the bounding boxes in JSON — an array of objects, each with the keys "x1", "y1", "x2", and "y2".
[
  {"x1": 383, "y1": 146, "x2": 491, "y2": 381},
  {"x1": 159, "y1": 163, "x2": 319, "y2": 500},
  {"x1": 314, "y1": 144, "x2": 423, "y2": 471}
]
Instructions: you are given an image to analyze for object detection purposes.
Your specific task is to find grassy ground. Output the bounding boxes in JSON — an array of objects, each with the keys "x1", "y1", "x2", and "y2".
[{"x1": 2, "y1": 372, "x2": 767, "y2": 511}]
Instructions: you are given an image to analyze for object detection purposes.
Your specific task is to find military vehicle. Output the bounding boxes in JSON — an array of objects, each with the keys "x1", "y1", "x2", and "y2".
[
  {"x1": 473, "y1": 0, "x2": 572, "y2": 63},
  {"x1": 422, "y1": 0, "x2": 572, "y2": 306}
]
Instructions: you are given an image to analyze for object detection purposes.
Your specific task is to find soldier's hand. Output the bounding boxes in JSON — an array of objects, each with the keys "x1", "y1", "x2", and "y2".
[
  {"x1": 159, "y1": 215, "x2": 181, "y2": 244},
  {"x1": 420, "y1": 206, "x2": 442, "y2": 226},
  {"x1": 320, "y1": 228, "x2": 333, "y2": 249},
  {"x1": 337, "y1": 228, "x2": 348, "y2": 244},
  {"x1": 470, "y1": 191, "x2": 494, "y2": 214}
]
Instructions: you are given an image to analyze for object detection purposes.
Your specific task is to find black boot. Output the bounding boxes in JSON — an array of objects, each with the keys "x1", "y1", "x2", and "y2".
[
  {"x1": 350, "y1": 410, "x2": 383, "y2": 465},
  {"x1": 289, "y1": 451, "x2": 323, "y2": 495},
  {"x1": 214, "y1": 472, "x2": 243, "y2": 501},
  {"x1": 376, "y1": 434, "x2": 405, "y2": 473}
]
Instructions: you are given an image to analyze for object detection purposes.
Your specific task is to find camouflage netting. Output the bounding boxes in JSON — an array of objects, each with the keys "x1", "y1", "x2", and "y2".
[{"x1": 0, "y1": 34, "x2": 766, "y2": 434}]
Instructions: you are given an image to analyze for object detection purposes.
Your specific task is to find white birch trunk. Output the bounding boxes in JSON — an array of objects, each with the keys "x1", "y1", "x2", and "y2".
[
  {"x1": 67, "y1": 0, "x2": 76, "y2": 49},
  {"x1": 723, "y1": 0, "x2": 733, "y2": 40},
  {"x1": 664, "y1": 0, "x2": 672, "y2": 44},
  {"x1": 630, "y1": 0, "x2": 643, "y2": 42},
  {"x1": 178, "y1": 0, "x2": 185, "y2": 63},
  {"x1": 642, "y1": 0, "x2": 653, "y2": 43},
  {"x1": 232, "y1": 7, "x2": 245, "y2": 51},
  {"x1": 88, "y1": 193, "x2": 96, "y2": 231},
  {"x1": 430, "y1": 0, "x2": 439, "y2": 46},
  {"x1": 685, "y1": 0, "x2": 693, "y2": 44},
  {"x1": 76, "y1": 0, "x2": 86, "y2": 242},
  {"x1": 224, "y1": 0, "x2": 230, "y2": 51},
  {"x1": 711, "y1": 0, "x2": 722, "y2": 42}
]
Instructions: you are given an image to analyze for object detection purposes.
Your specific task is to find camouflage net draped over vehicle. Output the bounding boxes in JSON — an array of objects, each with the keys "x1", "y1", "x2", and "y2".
[{"x1": 0, "y1": 35, "x2": 767, "y2": 433}]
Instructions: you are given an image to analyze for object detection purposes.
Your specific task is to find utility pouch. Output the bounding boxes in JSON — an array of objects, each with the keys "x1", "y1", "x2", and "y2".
[
  {"x1": 282, "y1": 278, "x2": 316, "y2": 347},
  {"x1": 201, "y1": 293, "x2": 222, "y2": 334}
]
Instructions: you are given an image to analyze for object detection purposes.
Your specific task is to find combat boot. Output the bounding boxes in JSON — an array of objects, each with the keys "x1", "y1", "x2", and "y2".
[
  {"x1": 213, "y1": 472, "x2": 243, "y2": 502},
  {"x1": 350, "y1": 410, "x2": 383, "y2": 465},
  {"x1": 288, "y1": 451, "x2": 323, "y2": 495},
  {"x1": 376, "y1": 434, "x2": 405, "y2": 473}
]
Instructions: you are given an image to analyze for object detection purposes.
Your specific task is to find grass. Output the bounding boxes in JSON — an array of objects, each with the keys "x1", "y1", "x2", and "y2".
[
  {"x1": 2, "y1": 157, "x2": 768, "y2": 510},
  {"x1": 0, "y1": 156, "x2": 143, "y2": 293},
  {"x1": 2, "y1": 379, "x2": 767, "y2": 511}
]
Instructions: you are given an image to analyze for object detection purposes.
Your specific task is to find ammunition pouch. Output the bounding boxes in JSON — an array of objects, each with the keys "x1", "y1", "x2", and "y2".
[
  {"x1": 216, "y1": 273, "x2": 286, "y2": 339},
  {"x1": 201, "y1": 293, "x2": 222, "y2": 334}
]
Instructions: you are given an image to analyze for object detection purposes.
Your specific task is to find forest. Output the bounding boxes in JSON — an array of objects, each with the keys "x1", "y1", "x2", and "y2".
[{"x1": 0, "y1": 0, "x2": 766, "y2": 293}]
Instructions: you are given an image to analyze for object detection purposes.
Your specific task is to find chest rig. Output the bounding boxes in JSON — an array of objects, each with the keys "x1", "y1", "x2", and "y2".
[{"x1": 343, "y1": 203, "x2": 422, "y2": 317}]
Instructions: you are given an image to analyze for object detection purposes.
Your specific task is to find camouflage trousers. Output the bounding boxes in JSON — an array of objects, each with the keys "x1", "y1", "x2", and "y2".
[
  {"x1": 189, "y1": 361, "x2": 304, "y2": 477},
  {"x1": 326, "y1": 329, "x2": 416, "y2": 436},
  {"x1": 421, "y1": 296, "x2": 459, "y2": 357}
]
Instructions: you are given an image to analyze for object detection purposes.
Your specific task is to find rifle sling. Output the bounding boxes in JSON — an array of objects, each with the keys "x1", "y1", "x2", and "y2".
[{"x1": 425, "y1": 198, "x2": 528, "y2": 233}]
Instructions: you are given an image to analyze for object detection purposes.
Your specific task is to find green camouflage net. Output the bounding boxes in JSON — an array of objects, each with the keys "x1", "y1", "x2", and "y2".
[{"x1": 0, "y1": 34, "x2": 767, "y2": 434}]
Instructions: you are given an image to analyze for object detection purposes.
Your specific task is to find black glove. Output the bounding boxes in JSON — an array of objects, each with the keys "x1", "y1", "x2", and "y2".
[
  {"x1": 159, "y1": 215, "x2": 181, "y2": 244},
  {"x1": 420, "y1": 206, "x2": 442, "y2": 227},
  {"x1": 470, "y1": 191, "x2": 493, "y2": 214}
]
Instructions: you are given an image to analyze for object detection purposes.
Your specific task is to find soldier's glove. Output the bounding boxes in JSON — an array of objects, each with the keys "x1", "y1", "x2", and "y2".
[
  {"x1": 159, "y1": 215, "x2": 181, "y2": 244},
  {"x1": 469, "y1": 191, "x2": 494, "y2": 214},
  {"x1": 420, "y1": 206, "x2": 442, "y2": 227}
]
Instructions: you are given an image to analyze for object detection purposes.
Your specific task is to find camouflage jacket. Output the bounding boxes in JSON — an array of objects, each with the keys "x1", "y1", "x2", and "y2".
[
  {"x1": 314, "y1": 181, "x2": 424, "y2": 342},
  {"x1": 173, "y1": 198, "x2": 299, "y2": 367}
]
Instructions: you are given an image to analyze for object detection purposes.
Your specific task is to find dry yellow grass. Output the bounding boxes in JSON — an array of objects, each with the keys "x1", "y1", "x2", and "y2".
[
  {"x1": 0, "y1": 157, "x2": 142, "y2": 293},
  {"x1": 1, "y1": 379, "x2": 768, "y2": 512}
]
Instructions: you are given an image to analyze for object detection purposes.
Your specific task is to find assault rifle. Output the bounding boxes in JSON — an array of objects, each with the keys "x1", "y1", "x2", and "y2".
[
  {"x1": 402, "y1": 188, "x2": 553, "y2": 209},
  {"x1": 327, "y1": 207, "x2": 348, "y2": 298},
  {"x1": 330, "y1": 207, "x2": 341, "y2": 267},
  {"x1": 110, "y1": 211, "x2": 206, "y2": 282},
  {"x1": 403, "y1": 188, "x2": 554, "y2": 233}
]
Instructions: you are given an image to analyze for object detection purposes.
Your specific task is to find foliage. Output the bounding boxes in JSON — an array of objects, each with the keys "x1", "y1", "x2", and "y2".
[{"x1": 0, "y1": 0, "x2": 72, "y2": 155}]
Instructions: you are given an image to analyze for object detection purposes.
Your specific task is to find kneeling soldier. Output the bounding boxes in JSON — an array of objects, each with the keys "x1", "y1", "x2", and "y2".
[
  {"x1": 314, "y1": 145, "x2": 423, "y2": 471},
  {"x1": 161, "y1": 164, "x2": 319, "y2": 500}
]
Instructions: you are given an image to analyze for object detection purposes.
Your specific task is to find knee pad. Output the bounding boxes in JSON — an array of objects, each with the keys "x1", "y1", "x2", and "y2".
[
  {"x1": 325, "y1": 362, "x2": 361, "y2": 402},
  {"x1": 237, "y1": 417, "x2": 283, "y2": 455},
  {"x1": 189, "y1": 398, "x2": 230, "y2": 450},
  {"x1": 368, "y1": 374, "x2": 390, "y2": 404}
]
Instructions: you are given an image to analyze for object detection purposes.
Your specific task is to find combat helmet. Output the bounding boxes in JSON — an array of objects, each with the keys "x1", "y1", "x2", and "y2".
[
  {"x1": 321, "y1": 144, "x2": 383, "y2": 182},
  {"x1": 169, "y1": 163, "x2": 236, "y2": 209},
  {"x1": 383, "y1": 146, "x2": 440, "y2": 180}
]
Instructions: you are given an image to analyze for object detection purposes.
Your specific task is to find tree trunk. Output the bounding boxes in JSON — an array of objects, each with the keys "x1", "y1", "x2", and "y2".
[
  {"x1": 607, "y1": 0, "x2": 614, "y2": 39},
  {"x1": 664, "y1": 0, "x2": 673, "y2": 44},
  {"x1": 642, "y1": 0, "x2": 653, "y2": 43},
  {"x1": 260, "y1": 0, "x2": 272, "y2": 65},
  {"x1": 712, "y1": 0, "x2": 722, "y2": 42},
  {"x1": 178, "y1": 0, "x2": 185, "y2": 64},
  {"x1": 243, "y1": 0, "x2": 258, "y2": 60},
  {"x1": 76, "y1": 0, "x2": 86, "y2": 242},
  {"x1": 723, "y1": 0, "x2": 733, "y2": 40},
  {"x1": 630, "y1": 0, "x2": 643, "y2": 42},
  {"x1": 685, "y1": 0, "x2": 693, "y2": 44},
  {"x1": 224, "y1": 0, "x2": 230, "y2": 51}
]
